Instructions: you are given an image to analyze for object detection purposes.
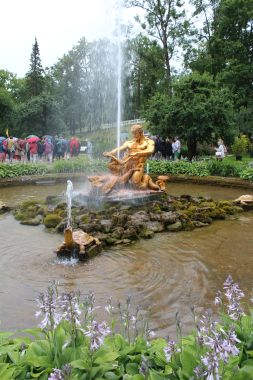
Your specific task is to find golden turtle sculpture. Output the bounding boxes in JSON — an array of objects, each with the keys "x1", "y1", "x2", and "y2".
[
  {"x1": 233, "y1": 194, "x2": 253, "y2": 207},
  {"x1": 56, "y1": 228, "x2": 101, "y2": 260}
]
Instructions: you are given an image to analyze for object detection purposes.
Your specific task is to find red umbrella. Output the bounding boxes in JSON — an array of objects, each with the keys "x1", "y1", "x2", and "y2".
[{"x1": 27, "y1": 137, "x2": 40, "y2": 143}]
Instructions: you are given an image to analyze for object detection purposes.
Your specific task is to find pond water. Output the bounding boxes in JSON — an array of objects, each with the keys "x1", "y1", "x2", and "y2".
[{"x1": 0, "y1": 180, "x2": 253, "y2": 338}]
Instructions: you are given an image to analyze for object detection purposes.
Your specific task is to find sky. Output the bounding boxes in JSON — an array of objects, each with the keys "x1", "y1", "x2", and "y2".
[{"x1": 0, "y1": 0, "x2": 131, "y2": 77}]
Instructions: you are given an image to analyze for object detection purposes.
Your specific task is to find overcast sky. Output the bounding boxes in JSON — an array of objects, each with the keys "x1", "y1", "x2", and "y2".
[{"x1": 0, "y1": 0, "x2": 131, "y2": 77}]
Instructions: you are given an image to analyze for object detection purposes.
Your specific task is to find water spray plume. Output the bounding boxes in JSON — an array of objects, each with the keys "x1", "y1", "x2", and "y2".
[
  {"x1": 66, "y1": 180, "x2": 73, "y2": 229},
  {"x1": 116, "y1": 0, "x2": 123, "y2": 159}
]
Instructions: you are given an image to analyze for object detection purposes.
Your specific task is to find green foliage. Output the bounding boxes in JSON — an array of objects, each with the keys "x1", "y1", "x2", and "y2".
[
  {"x1": 240, "y1": 167, "x2": 253, "y2": 182},
  {"x1": 2, "y1": 279, "x2": 253, "y2": 379},
  {"x1": 125, "y1": 35, "x2": 166, "y2": 118},
  {"x1": 231, "y1": 135, "x2": 249, "y2": 156},
  {"x1": 148, "y1": 160, "x2": 209, "y2": 177},
  {"x1": 206, "y1": 159, "x2": 242, "y2": 177},
  {"x1": 126, "y1": 0, "x2": 191, "y2": 95},
  {"x1": 51, "y1": 157, "x2": 107, "y2": 174},
  {"x1": 144, "y1": 72, "x2": 236, "y2": 159},
  {"x1": 13, "y1": 93, "x2": 66, "y2": 137},
  {"x1": 0, "y1": 87, "x2": 14, "y2": 131},
  {"x1": 25, "y1": 38, "x2": 45, "y2": 98},
  {"x1": 0, "y1": 163, "x2": 48, "y2": 178}
]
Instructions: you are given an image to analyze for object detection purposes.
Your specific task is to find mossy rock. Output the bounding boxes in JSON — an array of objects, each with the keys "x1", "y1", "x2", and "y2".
[
  {"x1": 140, "y1": 230, "x2": 155, "y2": 239},
  {"x1": 20, "y1": 199, "x2": 44, "y2": 210},
  {"x1": 80, "y1": 214, "x2": 90, "y2": 224},
  {"x1": 44, "y1": 214, "x2": 63, "y2": 228},
  {"x1": 221, "y1": 205, "x2": 238, "y2": 215},
  {"x1": 171, "y1": 201, "x2": 185, "y2": 210},
  {"x1": 54, "y1": 202, "x2": 67, "y2": 212},
  {"x1": 182, "y1": 220, "x2": 195, "y2": 231},
  {"x1": 21, "y1": 215, "x2": 43, "y2": 226},
  {"x1": 14, "y1": 211, "x2": 28, "y2": 221},
  {"x1": 200, "y1": 201, "x2": 216, "y2": 208},
  {"x1": 208, "y1": 208, "x2": 226, "y2": 220},
  {"x1": 166, "y1": 221, "x2": 182, "y2": 232},
  {"x1": 54, "y1": 209, "x2": 67, "y2": 218}
]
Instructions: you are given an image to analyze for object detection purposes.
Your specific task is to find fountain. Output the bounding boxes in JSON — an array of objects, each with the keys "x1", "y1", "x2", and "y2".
[{"x1": 56, "y1": 180, "x2": 102, "y2": 260}]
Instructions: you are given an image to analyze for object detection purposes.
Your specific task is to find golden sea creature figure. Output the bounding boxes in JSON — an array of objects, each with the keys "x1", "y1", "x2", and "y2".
[{"x1": 89, "y1": 124, "x2": 168, "y2": 194}]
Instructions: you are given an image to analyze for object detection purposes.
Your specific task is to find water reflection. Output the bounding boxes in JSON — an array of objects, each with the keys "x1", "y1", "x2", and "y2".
[{"x1": 0, "y1": 181, "x2": 252, "y2": 337}]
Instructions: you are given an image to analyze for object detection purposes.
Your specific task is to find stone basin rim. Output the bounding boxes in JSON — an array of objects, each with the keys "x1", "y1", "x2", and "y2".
[{"x1": 0, "y1": 172, "x2": 253, "y2": 190}]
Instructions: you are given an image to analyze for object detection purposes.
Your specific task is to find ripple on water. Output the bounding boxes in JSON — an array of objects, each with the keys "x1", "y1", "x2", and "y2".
[{"x1": 0, "y1": 183, "x2": 253, "y2": 336}]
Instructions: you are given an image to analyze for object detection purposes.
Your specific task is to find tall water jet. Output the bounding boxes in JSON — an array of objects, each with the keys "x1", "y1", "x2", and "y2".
[{"x1": 116, "y1": 0, "x2": 123, "y2": 158}]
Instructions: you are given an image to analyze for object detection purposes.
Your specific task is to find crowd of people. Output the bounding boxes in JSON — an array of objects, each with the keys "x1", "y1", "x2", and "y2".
[
  {"x1": 0, "y1": 135, "x2": 89, "y2": 164},
  {"x1": 151, "y1": 135, "x2": 182, "y2": 160}
]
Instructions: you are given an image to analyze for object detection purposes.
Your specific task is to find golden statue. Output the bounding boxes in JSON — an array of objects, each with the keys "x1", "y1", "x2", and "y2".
[{"x1": 89, "y1": 124, "x2": 168, "y2": 194}]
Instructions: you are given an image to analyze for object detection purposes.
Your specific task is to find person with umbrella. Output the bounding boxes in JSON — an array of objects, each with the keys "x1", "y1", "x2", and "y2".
[
  {"x1": 0, "y1": 137, "x2": 7, "y2": 162},
  {"x1": 27, "y1": 136, "x2": 40, "y2": 163}
]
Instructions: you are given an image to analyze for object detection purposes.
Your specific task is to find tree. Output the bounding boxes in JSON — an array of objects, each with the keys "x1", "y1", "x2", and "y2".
[
  {"x1": 187, "y1": 0, "x2": 220, "y2": 75},
  {"x1": 189, "y1": 0, "x2": 253, "y2": 110},
  {"x1": 51, "y1": 37, "x2": 120, "y2": 133},
  {"x1": 0, "y1": 69, "x2": 27, "y2": 103},
  {"x1": 13, "y1": 94, "x2": 66, "y2": 137},
  {"x1": 25, "y1": 38, "x2": 45, "y2": 98},
  {"x1": 125, "y1": 34, "x2": 166, "y2": 118},
  {"x1": 143, "y1": 72, "x2": 236, "y2": 159},
  {"x1": 125, "y1": 0, "x2": 190, "y2": 95},
  {"x1": 0, "y1": 87, "x2": 14, "y2": 133}
]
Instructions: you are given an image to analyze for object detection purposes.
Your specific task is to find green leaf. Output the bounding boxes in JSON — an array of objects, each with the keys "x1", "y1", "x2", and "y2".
[
  {"x1": 0, "y1": 363, "x2": 15, "y2": 380},
  {"x1": 149, "y1": 370, "x2": 167, "y2": 380},
  {"x1": 104, "y1": 371, "x2": 121, "y2": 380},
  {"x1": 93, "y1": 349, "x2": 119, "y2": 364},
  {"x1": 25, "y1": 340, "x2": 52, "y2": 368},
  {"x1": 179, "y1": 349, "x2": 198, "y2": 379},
  {"x1": 126, "y1": 363, "x2": 139, "y2": 375},
  {"x1": 70, "y1": 360, "x2": 89, "y2": 370}
]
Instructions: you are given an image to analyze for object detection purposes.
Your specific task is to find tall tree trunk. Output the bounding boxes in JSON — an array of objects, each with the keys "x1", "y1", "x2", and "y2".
[
  {"x1": 187, "y1": 136, "x2": 197, "y2": 161},
  {"x1": 163, "y1": 45, "x2": 172, "y2": 97}
]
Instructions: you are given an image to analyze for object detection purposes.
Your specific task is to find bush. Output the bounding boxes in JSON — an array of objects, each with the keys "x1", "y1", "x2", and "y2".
[
  {"x1": 231, "y1": 135, "x2": 249, "y2": 156},
  {"x1": 51, "y1": 157, "x2": 107, "y2": 174},
  {"x1": 148, "y1": 159, "x2": 209, "y2": 176},
  {"x1": 240, "y1": 167, "x2": 253, "y2": 182},
  {"x1": 0, "y1": 163, "x2": 48, "y2": 178},
  {"x1": 206, "y1": 159, "x2": 241, "y2": 177}
]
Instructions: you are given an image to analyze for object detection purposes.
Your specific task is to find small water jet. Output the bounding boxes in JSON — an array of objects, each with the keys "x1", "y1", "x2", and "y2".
[{"x1": 56, "y1": 180, "x2": 102, "y2": 260}]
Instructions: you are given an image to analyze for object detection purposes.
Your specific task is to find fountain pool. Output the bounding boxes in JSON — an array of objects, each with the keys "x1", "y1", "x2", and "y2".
[{"x1": 0, "y1": 180, "x2": 253, "y2": 338}]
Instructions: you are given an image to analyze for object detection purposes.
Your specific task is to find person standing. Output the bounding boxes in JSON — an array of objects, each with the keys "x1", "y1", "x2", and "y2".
[
  {"x1": 37, "y1": 137, "x2": 44, "y2": 161},
  {"x1": 165, "y1": 137, "x2": 173, "y2": 160},
  {"x1": 215, "y1": 138, "x2": 225, "y2": 160},
  {"x1": 69, "y1": 136, "x2": 80, "y2": 157},
  {"x1": 87, "y1": 140, "x2": 93, "y2": 159},
  {"x1": 44, "y1": 138, "x2": 54, "y2": 163},
  {"x1": 0, "y1": 139, "x2": 6, "y2": 162},
  {"x1": 173, "y1": 136, "x2": 181, "y2": 160},
  {"x1": 6, "y1": 136, "x2": 15, "y2": 162},
  {"x1": 29, "y1": 141, "x2": 38, "y2": 163}
]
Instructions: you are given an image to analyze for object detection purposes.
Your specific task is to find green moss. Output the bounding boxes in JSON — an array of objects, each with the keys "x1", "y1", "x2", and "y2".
[
  {"x1": 182, "y1": 220, "x2": 195, "y2": 231},
  {"x1": 44, "y1": 214, "x2": 63, "y2": 228},
  {"x1": 14, "y1": 211, "x2": 27, "y2": 221},
  {"x1": 172, "y1": 200, "x2": 186, "y2": 210},
  {"x1": 81, "y1": 215, "x2": 90, "y2": 224},
  {"x1": 208, "y1": 208, "x2": 227, "y2": 219},
  {"x1": 200, "y1": 201, "x2": 216, "y2": 208}
]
